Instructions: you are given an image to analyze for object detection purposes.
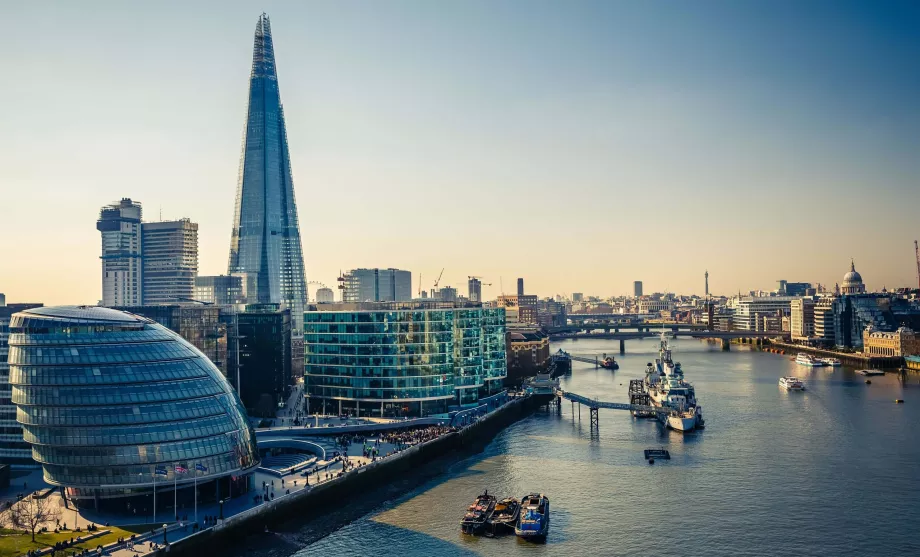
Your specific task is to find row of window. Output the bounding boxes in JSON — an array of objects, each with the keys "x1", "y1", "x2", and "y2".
[
  {"x1": 23, "y1": 413, "x2": 243, "y2": 447},
  {"x1": 32, "y1": 434, "x2": 240, "y2": 467},
  {"x1": 9, "y1": 359, "x2": 213, "y2": 387},
  {"x1": 16, "y1": 396, "x2": 231, "y2": 426},
  {"x1": 12, "y1": 378, "x2": 224, "y2": 406},
  {"x1": 8, "y1": 341, "x2": 198, "y2": 366},
  {"x1": 43, "y1": 453, "x2": 256, "y2": 487},
  {"x1": 8, "y1": 328, "x2": 174, "y2": 346},
  {"x1": 305, "y1": 386, "x2": 455, "y2": 401}
]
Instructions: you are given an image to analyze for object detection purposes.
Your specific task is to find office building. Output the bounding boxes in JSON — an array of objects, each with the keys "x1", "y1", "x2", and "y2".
[
  {"x1": 863, "y1": 325, "x2": 920, "y2": 357},
  {"x1": 537, "y1": 299, "x2": 567, "y2": 328},
  {"x1": 572, "y1": 293, "x2": 584, "y2": 303},
  {"x1": 8, "y1": 306, "x2": 259, "y2": 511},
  {"x1": 638, "y1": 297, "x2": 674, "y2": 316},
  {"x1": 790, "y1": 297, "x2": 816, "y2": 340},
  {"x1": 468, "y1": 277, "x2": 482, "y2": 303},
  {"x1": 778, "y1": 281, "x2": 813, "y2": 297},
  {"x1": 141, "y1": 219, "x2": 198, "y2": 305},
  {"x1": 97, "y1": 199, "x2": 143, "y2": 306},
  {"x1": 731, "y1": 296, "x2": 796, "y2": 331},
  {"x1": 238, "y1": 304, "x2": 294, "y2": 416},
  {"x1": 517, "y1": 278, "x2": 525, "y2": 297},
  {"x1": 0, "y1": 300, "x2": 42, "y2": 467},
  {"x1": 194, "y1": 275, "x2": 247, "y2": 306},
  {"x1": 497, "y1": 295, "x2": 538, "y2": 325},
  {"x1": 304, "y1": 302, "x2": 507, "y2": 417},
  {"x1": 314, "y1": 287, "x2": 335, "y2": 303},
  {"x1": 634, "y1": 281, "x2": 643, "y2": 297},
  {"x1": 228, "y1": 14, "x2": 308, "y2": 342},
  {"x1": 813, "y1": 297, "x2": 836, "y2": 344},
  {"x1": 341, "y1": 268, "x2": 412, "y2": 303}
]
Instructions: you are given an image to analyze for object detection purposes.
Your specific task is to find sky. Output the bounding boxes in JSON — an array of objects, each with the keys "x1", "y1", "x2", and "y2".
[{"x1": 1, "y1": 0, "x2": 919, "y2": 305}]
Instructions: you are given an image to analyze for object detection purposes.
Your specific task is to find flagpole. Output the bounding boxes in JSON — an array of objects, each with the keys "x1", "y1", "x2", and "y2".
[
  {"x1": 194, "y1": 466, "x2": 198, "y2": 525},
  {"x1": 153, "y1": 471, "x2": 157, "y2": 522},
  {"x1": 174, "y1": 469, "x2": 177, "y2": 522}
]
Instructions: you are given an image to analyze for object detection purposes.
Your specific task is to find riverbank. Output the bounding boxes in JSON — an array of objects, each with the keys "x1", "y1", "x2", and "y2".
[
  {"x1": 767, "y1": 340, "x2": 903, "y2": 369},
  {"x1": 153, "y1": 394, "x2": 544, "y2": 557}
]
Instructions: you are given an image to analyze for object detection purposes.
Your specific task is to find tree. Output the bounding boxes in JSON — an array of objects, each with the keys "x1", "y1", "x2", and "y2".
[{"x1": 3, "y1": 493, "x2": 60, "y2": 542}]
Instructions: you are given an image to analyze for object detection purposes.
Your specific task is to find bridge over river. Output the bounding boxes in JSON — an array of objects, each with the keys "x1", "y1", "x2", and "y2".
[{"x1": 553, "y1": 330, "x2": 787, "y2": 353}]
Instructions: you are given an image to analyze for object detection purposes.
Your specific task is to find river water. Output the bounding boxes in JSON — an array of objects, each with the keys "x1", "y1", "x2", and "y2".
[{"x1": 267, "y1": 339, "x2": 920, "y2": 556}]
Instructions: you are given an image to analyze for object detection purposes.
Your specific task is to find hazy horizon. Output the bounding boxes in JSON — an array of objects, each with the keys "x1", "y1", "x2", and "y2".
[{"x1": 2, "y1": 1, "x2": 919, "y2": 305}]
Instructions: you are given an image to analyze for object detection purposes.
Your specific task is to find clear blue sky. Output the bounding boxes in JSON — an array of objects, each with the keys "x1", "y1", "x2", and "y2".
[{"x1": 2, "y1": 0, "x2": 919, "y2": 304}]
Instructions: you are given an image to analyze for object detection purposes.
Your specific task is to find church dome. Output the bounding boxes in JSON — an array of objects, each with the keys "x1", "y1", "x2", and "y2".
[{"x1": 843, "y1": 260, "x2": 863, "y2": 285}]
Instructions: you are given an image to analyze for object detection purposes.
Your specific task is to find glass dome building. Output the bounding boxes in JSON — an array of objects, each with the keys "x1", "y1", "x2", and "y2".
[{"x1": 8, "y1": 306, "x2": 259, "y2": 511}]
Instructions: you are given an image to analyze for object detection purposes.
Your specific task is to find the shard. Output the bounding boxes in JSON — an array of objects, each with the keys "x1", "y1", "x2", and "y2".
[{"x1": 229, "y1": 13, "x2": 307, "y2": 338}]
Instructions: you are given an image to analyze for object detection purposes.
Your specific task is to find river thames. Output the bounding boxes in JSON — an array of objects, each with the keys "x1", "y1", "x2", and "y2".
[{"x1": 253, "y1": 338, "x2": 920, "y2": 556}]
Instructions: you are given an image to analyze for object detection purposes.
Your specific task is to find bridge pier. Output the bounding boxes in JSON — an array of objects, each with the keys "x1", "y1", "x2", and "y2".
[
  {"x1": 619, "y1": 339, "x2": 625, "y2": 355},
  {"x1": 721, "y1": 338, "x2": 731, "y2": 351},
  {"x1": 590, "y1": 407, "x2": 599, "y2": 429}
]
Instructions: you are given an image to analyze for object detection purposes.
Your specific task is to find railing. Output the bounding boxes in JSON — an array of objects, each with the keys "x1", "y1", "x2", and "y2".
[{"x1": 556, "y1": 389, "x2": 670, "y2": 415}]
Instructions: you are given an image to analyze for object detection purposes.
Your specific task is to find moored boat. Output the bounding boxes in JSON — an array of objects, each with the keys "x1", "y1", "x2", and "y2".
[
  {"x1": 599, "y1": 354, "x2": 619, "y2": 370},
  {"x1": 515, "y1": 493, "x2": 549, "y2": 542},
  {"x1": 643, "y1": 333, "x2": 704, "y2": 432},
  {"x1": 486, "y1": 497, "x2": 520, "y2": 536},
  {"x1": 856, "y1": 369, "x2": 884, "y2": 376},
  {"x1": 779, "y1": 376, "x2": 805, "y2": 390},
  {"x1": 795, "y1": 353, "x2": 825, "y2": 367},
  {"x1": 820, "y1": 357, "x2": 841, "y2": 367},
  {"x1": 461, "y1": 492, "x2": 496, "y2": 535}
]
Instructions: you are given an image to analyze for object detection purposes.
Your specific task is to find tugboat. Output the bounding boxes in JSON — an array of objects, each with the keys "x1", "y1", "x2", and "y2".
[
  {"x1": 461, "y1": 491, "x2": 496, "y2": 535},
  {"x1": 599, "y1": 354, "x2": 619, "y2": 370},
  {"x1": 515, "y1": 493, "x2": 550, "y2": 542},
  {"x1": 486, "y1": 497, "x2": 520, "y2": 536}
]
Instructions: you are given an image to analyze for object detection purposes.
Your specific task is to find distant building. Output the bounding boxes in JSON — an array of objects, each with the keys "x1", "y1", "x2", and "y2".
[
  {"x1": 517, "y1": 278, "x2": 525, "y2": 297},
  {"x1": 778, "y1": 281, "x2": 813, "y2": 297},
  {"x1": 141, "y1": 219, "x2": 198, "y2": 305},
  {"x1": 634, "y1": 281, "x2": 643, "y2": 297},
  {"x1": 315, "y1": 287, "x2": 335, "y2": 303},
  {"x1": 238, "y1": 304, "x2": 293, "y2": 417},
  {"x1": 841, "y1": 261, "x2": 866, "y2": 295},
  {"x1": 435, "y1": 286, "x2": 459, "y2": 302},
  {"x1": 813, "y1": 297, "x2": 836, "y2": 345},
  {"x1": 97, "y1": 198, "x2": 143, "y2": 306},
  {"x1": 195, "y1": 274, "x2": 247, "y2": 305},
  {"x1": 537, "y1": 299, "x2": 567, "y2": 328},
  {"x1": 704, "y1": 271, "x2": 709, "y2": 297},
  {"x1": 0, "y1": 300, "x2": 43, "y2": 467},
  {"x1": 863, "y1": 325, "x2": 920, "y2": 357},
  {"x1": 468, "y1": 277, "x2": 482, "y2": 303},
  {"x1": 497, "y1": 295, "x2": 539, "y2": 325},
  {"x1": 342, "y1": 268, "x2": 412, "y2": 302},
  {"x1": 638, "y1": 298, "x2": 673, "y2": 315},
  {"x1": 731, "y1": 296, "x2": 796, "y2": 331},
  {"x1": 572, "y1": 293, "x2": 584, "y2": 303},
  {"x1": 790, "y1": 297, "x2": 816, "y2": 340}
]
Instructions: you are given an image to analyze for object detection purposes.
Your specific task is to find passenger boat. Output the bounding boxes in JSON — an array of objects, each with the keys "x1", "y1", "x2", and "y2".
[
  {"x1": 515, "y1": 493, "x2": 549, "y2": 542},
  {"x1": 460, "y1": 492, "x2": 496, "y2": 535},
  {"x1": 599, "y1": 354, "x2": 619, "y2": 370},
  {"x1": 856, "y1": 369, "x2": 884, "y2": 376},
  {"x1": 486, "y1": 497, "x2": 520, "y2": 536},
  {"x1": 820, "y1": 357, "x2": 841, "y2": 367},
  {"x1": 779, "y1": 376, "x2": 805, "y2": 390},
  {"x1": 643, "y1": 333, "x2": 704, "y2": 432},
  {"x1": 795, "y1": 353, "x2": 824, "y2": 367}
]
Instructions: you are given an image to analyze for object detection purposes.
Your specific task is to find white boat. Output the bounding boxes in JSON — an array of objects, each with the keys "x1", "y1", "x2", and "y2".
[
  {"x1": 795, "y1": 353, "x2": 825, "y2": 367},
  {"x1": 856, "y1": 369, "x2": 884, "y2": 376},
  {"x1": 779, "y1": 376, "x2": 805, "y2": 390},
  {"x1": 819, "y1": 358, "x2": 841, "y2": 367},
  {"x1": 643, "y1": 333, "x2": 704, "y2": 432}
]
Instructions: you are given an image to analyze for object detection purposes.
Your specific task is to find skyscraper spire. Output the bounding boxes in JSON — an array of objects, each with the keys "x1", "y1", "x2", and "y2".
[{"x1": 229, "y1": 13, "x2": 307, "y2": 339}]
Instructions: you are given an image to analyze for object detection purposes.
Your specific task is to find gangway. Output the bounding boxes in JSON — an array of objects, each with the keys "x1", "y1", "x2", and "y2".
[{"x1": 556, "y1": 388, "x2": 669, "y2": 428}]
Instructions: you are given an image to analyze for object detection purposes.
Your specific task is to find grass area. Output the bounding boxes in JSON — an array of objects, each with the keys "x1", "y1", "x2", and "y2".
[{"x1": 0, "y1": 524, "x2": 155, "y2": 557}]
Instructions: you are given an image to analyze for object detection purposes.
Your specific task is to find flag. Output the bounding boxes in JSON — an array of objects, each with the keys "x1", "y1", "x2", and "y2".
[
  {"x1": 175, "y1": 465, "x2": 188, "y2": 474},
  {"x1": 195, "y1": 463, "x2": 208, "y2": 472},
  {"x1": 154, "y1": 466, "x2": 168, "y2": 476}
]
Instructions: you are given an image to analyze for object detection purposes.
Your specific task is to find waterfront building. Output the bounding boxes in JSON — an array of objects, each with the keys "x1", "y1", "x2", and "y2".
[
  {"x1": 303, "y1": 302, "x2": 507, "y2": 417},
  {"x1": 813, "y1": 297, "x2": 836, "y2": 345},
  {"x1": 731, "y1": 296, "x2": 796, "y2": 331},
  {"x1": 496, "y1": 295, "x2": 538, "y2": 325},
  {"x1": 517, "y1": 278, "x2": 525, "y2": 297},
  {"x1": 841, "y1": 261, "x2": 866, "y2": 295},
  {"x1": 637, "y1": 297, "x2": 673, "y2": 316},
  {"x1": 863, "y1": 325, "x2": 920, "y2": 357},
  {"x1": 341, "y1": 268, "x2": 412, "y2": 303},
  {"x1": 194, "y1": 275, "x2": 248, "y2": 306},
  {"x1": 228, "y1": 14, "x2": 308, "y2": 345},
  {"x1": 8, "y1": 306, "x2": 258, "y2": 511},
  {"x1": 507, "y1": 329, "x2": 550, "y2": 377},
  {"x1": 0, "y1": 301, "x2": 42, "y2": 467},
  {"x1": 141, "y1": 219, "x2": 198, "y2": 305},
  {"x1": 238, "y1": 304, "x2": 294, "y2": 416},
  {"x1": 468, "y1": 277, "x2": 482, "y2": 303},
  {"x1": 314, "y1": 287, "x2": 335, "y2": 303},
  {"x1": 97, "y1": 199, "x2": 143, "y2": 306},
  {"x1": 790, "y1": 297, "x2": 816, "y2": 340},
  {"x1": 634, "y1": 281, "x2": 643, "y2": 297}
]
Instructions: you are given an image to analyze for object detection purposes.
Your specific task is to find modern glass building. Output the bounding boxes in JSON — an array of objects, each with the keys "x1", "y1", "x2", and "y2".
[
  {"x1": 8, "y1": 306, "x2": 259, "y2": 512},
  {"x1": 304, "y1": 303, "x2": 507, "y2": 417},
  {"x1": 228, "y1": 13, "x2": 308, "y2": 344}
]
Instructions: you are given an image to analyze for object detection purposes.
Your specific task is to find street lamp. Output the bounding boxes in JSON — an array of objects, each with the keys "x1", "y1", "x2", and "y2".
[
  {"x1": 219, "y1": 498, "x2": 226, "y2": 521},
  {"x1": 162, "y1": 523, "x2": 168, "y2": 544}
]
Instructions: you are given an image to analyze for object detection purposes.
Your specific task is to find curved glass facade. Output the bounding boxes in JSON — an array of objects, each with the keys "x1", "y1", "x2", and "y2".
[
  {"x1": 304, "y1": 306, "x2": 507, "y2": 417},
  {"x1": 8, "y1": 306, "x2": 259, "y2": 506}
]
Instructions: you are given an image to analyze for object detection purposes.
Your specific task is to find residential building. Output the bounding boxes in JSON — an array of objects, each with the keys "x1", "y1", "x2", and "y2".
[
  {"x1": 863, "y1": 326, "x2": 920, "y2": 357},
  {"x1": 194, "y1": 275, "x2": 247, "y2": 306},
  {"x1": 303, "y1": 302, "x2": 507, "y2": 416},
  {"x1": 97, "y1": 198, "x2": 143, "y2": 306},
  {"x1": 341, "y1": 268, "x2": 412, "y2": 303},
  {"x1": 228, "y1": 14, "x2": 308, "y2": 344},
  {"x1": 8, "y1": 306, "x2": 258, "y2": 511},
  {"x1": 141, "y1": 219, "x2": 198, "y2": 305},
  {"x1": 790, "y1": 297, "x2": 816, "y2": 340},
  {"x1": 238, "y1": 304, "x2": 294, "y2": 417},
  {"x1": 0, "y1": 300, "x2": 42, "y2": 467},
  {"x1": 497, "y1": 295, "x2": 538, "y2": 325},
  {"x1": 634, "y1": 281, "x2": 643, "y2": 297},
  {"x1": 468, "y1": 277, "x2": 482, "y2": 303}
]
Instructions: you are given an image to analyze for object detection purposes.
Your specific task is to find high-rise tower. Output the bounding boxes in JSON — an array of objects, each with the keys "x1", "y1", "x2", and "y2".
[
  {"x1": 705, "y1": 270, "x2": 709, "y2": 297},
  {"x1": 228, "y1": 14, "x2": 307, "y2": 340}
]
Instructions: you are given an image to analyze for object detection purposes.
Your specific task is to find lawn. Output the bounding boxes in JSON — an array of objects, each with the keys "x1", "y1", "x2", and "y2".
[{"x1": 0, "y1": 524, "x2": 156, "y2": 557}]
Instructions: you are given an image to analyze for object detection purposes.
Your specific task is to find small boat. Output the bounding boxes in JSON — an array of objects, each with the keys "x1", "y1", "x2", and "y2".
[
  {"x1": 599, "y1": 354, "x2": 619, "y2": 370},
  {"x1": 460, "y1": 492, "x2": 496, "y2": 535},
  {"x1": 856, "y1": 369, "x2": 884, "y2": 376},
  {"x1": 486, "y1": 497, "x2": 520, "y2": 536},
  {"x1": 820, "y1": 357, "x2": 842, "y2": 367},
  {"x1": 779, "y1": 376, "x2": 805, "y2": 391},
  {"x1": 515, "y1": 493, "x2": 549, "y2": 542},
  {"x1": 795, "y1": 353, "x2": 824, "y2": 367}
]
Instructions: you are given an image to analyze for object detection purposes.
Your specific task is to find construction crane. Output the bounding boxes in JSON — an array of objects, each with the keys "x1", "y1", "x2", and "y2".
[
  {"x1": 418, "y1": 273, "x2": 422, "y2": 298},
  {"x1": 915, "y1": 240, "x2": 920, "y2": 290},
  {"x1": 433, "y1": 268, "x2": 445, "y2": 290}
]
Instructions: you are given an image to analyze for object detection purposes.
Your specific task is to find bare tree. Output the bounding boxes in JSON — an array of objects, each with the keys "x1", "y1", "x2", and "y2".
[{"x1": 3, "y1": 493, "x2": 60, "y2": 542}]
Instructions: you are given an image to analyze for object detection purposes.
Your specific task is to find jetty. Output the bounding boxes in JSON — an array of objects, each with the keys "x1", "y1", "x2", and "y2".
[{"x1": 556, "y1": 389, "x2": 668, "y2": 429}]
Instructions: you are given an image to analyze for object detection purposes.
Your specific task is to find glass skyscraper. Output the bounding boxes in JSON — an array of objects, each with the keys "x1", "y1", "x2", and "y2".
[{"x1": 228, "y1": 14, "x2": 307, "y2": 340}]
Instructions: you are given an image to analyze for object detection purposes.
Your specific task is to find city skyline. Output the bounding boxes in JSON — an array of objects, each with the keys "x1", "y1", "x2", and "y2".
[{"x1": 2, "y1": 1, "x2": 920, "y2": 305}]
